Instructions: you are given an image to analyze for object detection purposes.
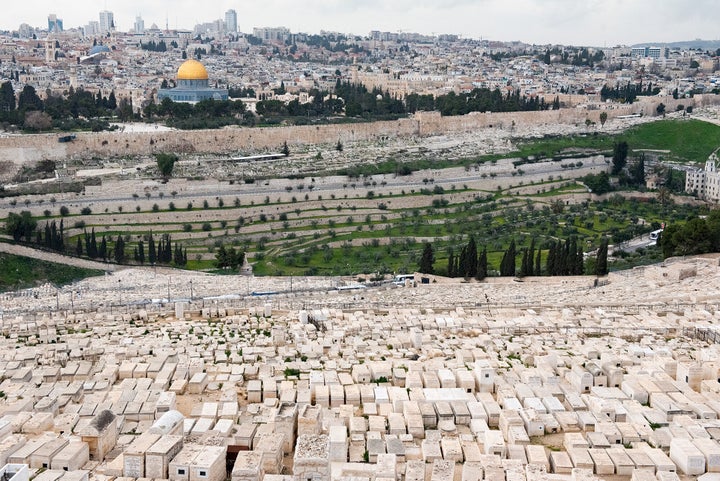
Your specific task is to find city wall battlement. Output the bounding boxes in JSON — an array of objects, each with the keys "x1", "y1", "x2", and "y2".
[{"x1": 0, "y1": 95, "x2": 714, "y2": 166}]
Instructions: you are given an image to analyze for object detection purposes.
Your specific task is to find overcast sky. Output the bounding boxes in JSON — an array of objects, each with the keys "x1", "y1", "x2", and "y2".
[{"x1": 3, "y1": 0, "x2": 719, "y2": 46}]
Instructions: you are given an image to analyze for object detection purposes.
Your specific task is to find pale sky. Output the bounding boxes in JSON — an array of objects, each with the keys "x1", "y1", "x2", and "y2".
[{"x1": 3, "y1": 0, "x2": 719, "y2": 47}]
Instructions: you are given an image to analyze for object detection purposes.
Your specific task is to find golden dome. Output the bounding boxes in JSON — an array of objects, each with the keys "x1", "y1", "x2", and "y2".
[{"x1": 177, "y1": 59, "x2": 208, "y2": 80}]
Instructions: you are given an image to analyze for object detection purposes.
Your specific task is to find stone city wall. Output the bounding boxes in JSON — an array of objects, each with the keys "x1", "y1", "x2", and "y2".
[{"x1": 0, "y1": 94, "x2": 716, "y2": 166}]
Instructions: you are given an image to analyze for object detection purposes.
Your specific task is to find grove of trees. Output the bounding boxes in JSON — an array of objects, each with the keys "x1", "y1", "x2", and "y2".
[
  {"x1": 661, "y1": 210, "x2": 720, "y2": 258},
  {"x1": 3, "y1": 212, "x2": 187, "y2": 267}
]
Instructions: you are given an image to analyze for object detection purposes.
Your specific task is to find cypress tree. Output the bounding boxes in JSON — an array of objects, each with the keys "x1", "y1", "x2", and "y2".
[
  {"x1": 138, "y1": 240, "x2": 145, "y2": 265},
  {"x1": 467, "y1": 237, "x2": 478, "y2": 278},
  {"x1": 419, "y1": 242, "x2": 435, "y2": 274},
  {"x1": 546, "y1": 241, "x2": 557, "y2": 276},
  {"x1": 476, "y1": 247, "x2": 487, "y2": 280},
  {"x1": 90, "y1": 229, "x2": 98, "y2": 258},
  {"x1": 148, "y1": 232, "x2": 156, "y2": 264},
  {"x1": 458, "y1": 246, "x2": 467, "y2": 278},
  {"x1": 519, "y1": 249, "x2": 532, "y2": 277},
  {"x1": 534, "y1": 247, "x2": 542, "y2": 276},
  {"x1": 576, "y1": 240, "x2": 584, "y2": 275},
  {"x1": 99, "y1": 236, "x2": 107, "y2": 261},
  {"x1": 44, "y1": 223, "x2": 52, "y2": 248},
  {"x1": 500, "y1": 240, "x2": 516, "y2": 276},
  {"x1": 568, "y1": 237, "x2": 578, "y2": 274},
  {"x1": 527, "y1": 238, "x2": 535, "y2": 275},
  {"x1": 596, "y1": 237, "x2": 609, "y2": 276},
  {"x1": 114, "y1": 235, "x2": 126, "y2": 264},
  {"x1": 76, "y1": 237, "x2": 82, "y2": 256},
  {"x1": 447, "y1": 248, "x2": 455, "y2": 278},
  {"x1": 156, "y1": 238, "x2": 163, "y2": 263},
  {"x1": 164, "y1": 234, "x2": 173, "y2": 263},
  {"x1": 58, "y1": 219, "x2": 64, "y2": 251}
]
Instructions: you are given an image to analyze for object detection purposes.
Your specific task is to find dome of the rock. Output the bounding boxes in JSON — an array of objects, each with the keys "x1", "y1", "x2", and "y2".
[{"x1": 177, "y1": 59, "x2": 209, "y2": 81}]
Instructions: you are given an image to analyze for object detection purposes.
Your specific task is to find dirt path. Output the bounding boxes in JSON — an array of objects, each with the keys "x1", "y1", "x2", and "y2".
[{"x1": 0, "y1": 239, "x2": 119, "y2": 271}]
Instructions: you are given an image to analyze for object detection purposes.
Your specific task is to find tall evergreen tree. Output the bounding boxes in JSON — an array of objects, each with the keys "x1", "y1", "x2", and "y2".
[
  {"x1": 44, "y1": 223, "x2": 51, "y2": 248},
  {"x1": 76, "y1": 237, "x2": 82, "y2": 256},
  {"x1": 546, "y1": 241, "x2": 558, "y2": 276},
  {"x1": 91, "y1": 229, "x2": 98, "y2": 258},
  {"x1": 596, "y1": 237, "x2": 609, "y2": 276},
  {"x1": 527, "y1": 238, "x2": 535, "y2": 276},
  {"x1": 500, "y1": 240, "x2": 516, "y2": 276},
  {"x1": 419, "y1": 243, "x2": 435, "y2": 274},
  {"x1": 612, "y1": 141, "x2": 629, "y2": 175},
  {"x1": 534, "y1": 247, "x2": 542, "y2": 276},
  {"x1": 519, "y1": 248, "x2": 530, "y2": 277},
  {"x1": 568, "y1": 237, "x2": 578, "y2": 274},
  {"x1": 0, "y1": 81, "x2": 15, "y2": 111},
  {"x1": 148, "y1": 232, "x2": 156, "y2": 264},
  {"x1": 476, "y1": 247, "x2": 488, "y2": 280},
  {"x1": 466, "y1": 237, "x2": 478, "y2": 278},
  {"x1": 99, "y1": 236, "x2": 107, "y2": 261},
  {"x1": 447, "y1": 248, "x2": 455, "y2": 278},
  {"x1": 458, "y1": 245, "x2": 468, "y2": 278},
  {"x1": 575, "y1": 240, "x2": 584, "y2": 275},
  {"x1": 58, "y1": 219, "x2": 64, "y2": 251},
  {"x1": 630, "y1": 154, "x2": 646, "y2": 186},
  {"x1": 137, "y1": 240, "x2": 145, "y2": 265},
  {"x1": 114, "y1": 235, "x2": 126, "y2": 264}
]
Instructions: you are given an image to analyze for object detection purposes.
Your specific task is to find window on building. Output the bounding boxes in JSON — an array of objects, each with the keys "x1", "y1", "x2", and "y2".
[
  {"x1": 198, "y1": 470, "x2": 207, "y2": 477},
  {"x1": 177, "y1": 469, "x2": 186, "y2": 475}
]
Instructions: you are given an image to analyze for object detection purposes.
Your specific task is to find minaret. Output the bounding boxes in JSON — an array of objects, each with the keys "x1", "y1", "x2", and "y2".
[
  {"x1": 351, "y1": 56, "x2": 359, "y2": 83},
  {"x1": 45, "y1": 37, "x2": 57, "y2": 63},
  {"x1": 69, "y1": 65, "x2": 78, "y2": 89}
]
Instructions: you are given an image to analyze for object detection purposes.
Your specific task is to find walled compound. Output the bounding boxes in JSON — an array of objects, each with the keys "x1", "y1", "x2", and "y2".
[{"x1": 0, "y1": 95, "x2": 715, "y2": 169}]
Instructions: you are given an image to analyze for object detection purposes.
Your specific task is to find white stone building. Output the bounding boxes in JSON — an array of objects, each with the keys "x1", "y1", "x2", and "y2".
[{"x1": 686, "y1": 151, "x2": 720, "y2": 201}]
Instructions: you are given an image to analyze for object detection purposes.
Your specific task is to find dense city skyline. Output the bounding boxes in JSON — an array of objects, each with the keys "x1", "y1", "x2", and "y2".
[{"x1": 3, "y1": 0, "x2": 720, "y2": 46}]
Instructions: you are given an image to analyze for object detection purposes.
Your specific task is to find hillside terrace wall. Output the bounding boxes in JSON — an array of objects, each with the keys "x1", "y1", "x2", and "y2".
[{"x1": 0, "y1": 94, "x2": 717, "y2": 165}]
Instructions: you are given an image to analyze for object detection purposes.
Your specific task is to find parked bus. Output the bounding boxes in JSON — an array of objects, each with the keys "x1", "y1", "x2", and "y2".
[
  {"x1": 392, "y1": 274, "x2": 415, "y2": 285},
  {"x1": 649, "y1": 229, "x2": 663, "y2": 243}
]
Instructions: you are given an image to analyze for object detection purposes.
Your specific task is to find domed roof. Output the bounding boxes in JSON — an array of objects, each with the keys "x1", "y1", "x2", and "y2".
[
  {"x1": 88, "y1": 45, "x2": 111, "y2": 56},
  {"x1": 177, "y1": 59, "x2": 208, "y2": 80}
]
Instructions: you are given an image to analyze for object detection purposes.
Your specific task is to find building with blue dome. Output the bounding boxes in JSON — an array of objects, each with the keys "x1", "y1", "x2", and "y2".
[
  {"x1": 157, "y1": 59, "x2": 228, "y2": 103},
  {"x1": 88, "y1": 45, "x2": 111, "y2": 56}
]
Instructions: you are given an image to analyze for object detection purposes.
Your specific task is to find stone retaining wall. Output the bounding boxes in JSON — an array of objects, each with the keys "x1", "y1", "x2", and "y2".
[{"x1": 0, "y1": 94, "x2": 716, "y2": 166}]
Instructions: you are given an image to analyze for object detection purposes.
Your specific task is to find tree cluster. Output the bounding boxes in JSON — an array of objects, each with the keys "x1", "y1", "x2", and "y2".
[
  {"x1": 155, "y1": 153, "x2": 178, "y2": 178},
  {"x1": 660, "y1": 211, "x2": 720, "y2": 258},
  {"x1": 0, "y1": 82, "x2": 121, "y2": 131},
  {"x1": 545, "y1": 237, "x2": 584, "y2": 276},
  {"x1": 540, "y1": 47, "x2": 605, "y2": 66},
  {"x1": 145, "y1": 98, "x2": 246, "y2": 129},
  {"x1": 256, "y1": 89, "x2": 344, "y2": 118},
  {"x1": 215, "y1": 244, "x2": 245, "y2": 270},
  {"x1": 141, "y1": 40, "x2": 167, "y2": 52},
  {"x1": 600, "y1": 82, "x2": 660, "y2": 103},
  {"x1": 5, "y1": 211, "x2": 36, "y2": 242},
  {"x1": 409, "y1": 88, "x2": 553, "y2": 116},
  {"x1": 335, "y1": 81, "x2": 404, "y2": 118},
  {"x1": 37, "y1": 219, "x2": 65, "y2": 252}
]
